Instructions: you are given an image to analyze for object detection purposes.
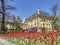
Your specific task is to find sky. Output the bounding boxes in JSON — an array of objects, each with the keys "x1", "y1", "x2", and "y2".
[{"x1": 7, "y1": 0, "x2": 60, "y2": 21}]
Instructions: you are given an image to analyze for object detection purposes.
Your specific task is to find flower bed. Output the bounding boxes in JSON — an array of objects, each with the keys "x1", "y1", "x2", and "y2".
[{"x1": 0, "y1": 31, "x2": 60, "y2": 45}]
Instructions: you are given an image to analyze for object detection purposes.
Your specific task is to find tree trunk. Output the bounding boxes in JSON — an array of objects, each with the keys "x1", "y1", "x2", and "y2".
[{"x1": 1, "y1": 0, "x2": 5, "y2": 31}]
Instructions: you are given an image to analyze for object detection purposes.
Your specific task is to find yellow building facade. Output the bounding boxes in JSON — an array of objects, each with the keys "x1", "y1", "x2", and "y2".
[{"x1": 23, "y1": 9, "x2": 53, "y2": 32}]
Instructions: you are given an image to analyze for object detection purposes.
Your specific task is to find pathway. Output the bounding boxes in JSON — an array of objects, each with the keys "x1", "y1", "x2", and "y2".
[{"x1": 0, "y1": 38, "x2": 17, "y2": 45}]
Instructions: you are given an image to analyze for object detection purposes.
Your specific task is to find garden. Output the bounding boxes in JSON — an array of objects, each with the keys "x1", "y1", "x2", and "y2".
[{"x1": 0, "y1": 30, "x2": 60, "y2": 45}]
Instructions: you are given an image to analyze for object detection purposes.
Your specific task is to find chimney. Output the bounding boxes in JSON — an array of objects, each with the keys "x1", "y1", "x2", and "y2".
[{"x1": 37, "y1": 8, "x2": 40, "y2": 14}]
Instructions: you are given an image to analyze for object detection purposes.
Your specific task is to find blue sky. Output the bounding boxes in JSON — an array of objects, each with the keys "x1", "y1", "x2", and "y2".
[{"x1": 8, "y1": 0, "x2": 60, "y2": 21}]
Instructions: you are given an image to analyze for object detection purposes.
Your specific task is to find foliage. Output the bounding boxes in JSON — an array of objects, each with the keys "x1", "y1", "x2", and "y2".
[
  {"x1": 55, "y1": 25, "x2": 60, "y2": 30},
  {"x1": 15, "y1": 16, "x2": 23, "y2": 32},
  {"x1": 52, "y1": 16, "x2": 59, "y2": 30},
  {"x1": 54, "y1": 16, "x2": 60, "y2": 30}
]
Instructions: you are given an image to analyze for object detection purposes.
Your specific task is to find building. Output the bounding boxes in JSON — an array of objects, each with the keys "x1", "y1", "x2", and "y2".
[{"x1": 23, "y1": 9, "x2": 54, "y2": 32}]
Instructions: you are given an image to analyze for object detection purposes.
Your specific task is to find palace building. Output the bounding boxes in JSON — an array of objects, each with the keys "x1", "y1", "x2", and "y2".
[{"x1": 23, "y1": 9, "x2": 54, "y2": 32}]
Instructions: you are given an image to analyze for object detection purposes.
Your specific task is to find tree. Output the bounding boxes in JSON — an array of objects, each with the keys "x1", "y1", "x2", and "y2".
[
  {"x1": 16, "y1": 16, "x2": 23, "y2": 32},
  {"x1": 55, "y1": 15, "x2": 60, "y2": 30},
  {"x1": 11, "y1": 15, "x2": 16, "y2": 32},
  {"x1": 0, "y1": 0, "x2": 15, "y2": 33},
  {"x1": 51, "y1": 4, "x2": 58, "y2": 16},
  {"x1": 52, "y1": 16, "x2": 58, "y2": 30},
  {"x1": 51, "y1": 4, "x2": 58, "y2": 30}
]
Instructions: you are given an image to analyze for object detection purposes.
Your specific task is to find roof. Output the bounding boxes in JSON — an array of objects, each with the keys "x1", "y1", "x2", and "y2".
[{"x1": 24, "y1": 10, "x2": 53, "y2": 23}]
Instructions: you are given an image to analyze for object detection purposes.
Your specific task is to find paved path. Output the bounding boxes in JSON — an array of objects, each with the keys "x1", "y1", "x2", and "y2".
[{"x1": 0, "y1": 38, "x2": 17, "y2": 45}]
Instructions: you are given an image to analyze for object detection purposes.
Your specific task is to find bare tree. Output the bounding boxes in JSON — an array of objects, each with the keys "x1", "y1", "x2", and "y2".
[
  {"x1": 51, "y1": 4, "x2": 58, "y2": 30},
  {"x1": 51, "y1": 4, "x2": 58, "y2": 16},
  {"x1": 0, "y1": 0, "x2": 15, "y2": 33}
]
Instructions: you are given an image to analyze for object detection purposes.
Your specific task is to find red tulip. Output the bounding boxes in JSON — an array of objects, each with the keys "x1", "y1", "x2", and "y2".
[
  {"x1": 44, "y1": 35, "x2": 47, "y2": 39},
  {"x1": 40, "y1": 37, "x2": 43, "y2": 42},
  {"x1": 34, "y1": 39, "x2": 38, "y2": 43},
  {"x1": 51, "y1": 38, "x2": 55, "y2": 44}
]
